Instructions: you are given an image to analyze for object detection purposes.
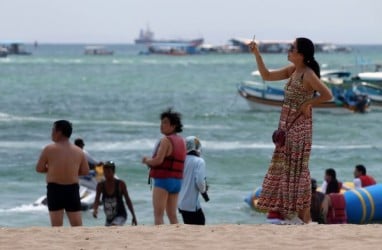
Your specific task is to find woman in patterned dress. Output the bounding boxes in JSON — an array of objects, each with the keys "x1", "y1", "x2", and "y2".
[{"x1": 249, "y1": 38, "x2": 332, "y2": 223}]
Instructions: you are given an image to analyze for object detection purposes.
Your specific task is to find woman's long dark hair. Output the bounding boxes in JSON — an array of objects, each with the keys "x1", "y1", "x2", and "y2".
[
  {"x1": 296, "y1": 37, "x2": 320, "y2": 78},
  {"x1": 325, "y1": 168, "x2": 340, "y2": 194}
]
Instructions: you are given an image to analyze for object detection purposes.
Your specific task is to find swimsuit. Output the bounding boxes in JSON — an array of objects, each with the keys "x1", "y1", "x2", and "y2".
[
  {"x1": 154, "y1": 178, "x2": 182, "y2": 194},
  {"x1": 47, "y1": 183, "x2": 81, "y2": 212}
]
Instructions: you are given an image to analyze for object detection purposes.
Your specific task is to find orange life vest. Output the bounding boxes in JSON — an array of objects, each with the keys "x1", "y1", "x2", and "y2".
[
  {"x1": 149, "y1": 134, "x2": 186, "y2": 179},
  {"x1": 326, "y1": 193, "x2": 347, "y2": 224}
]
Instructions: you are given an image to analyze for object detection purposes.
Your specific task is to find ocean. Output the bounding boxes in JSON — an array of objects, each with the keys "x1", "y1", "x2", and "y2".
[{"x1": 1, "y1": 43, "x2": 382, "y2": 227}]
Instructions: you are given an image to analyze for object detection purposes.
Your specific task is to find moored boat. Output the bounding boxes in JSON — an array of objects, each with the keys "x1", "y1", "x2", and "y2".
[
  {"x1": 84, "y1": 46, "x2": 114, "y2": 55},
  {"x1": 237, "y1": 81, "x2": 370, "y2": 113}
]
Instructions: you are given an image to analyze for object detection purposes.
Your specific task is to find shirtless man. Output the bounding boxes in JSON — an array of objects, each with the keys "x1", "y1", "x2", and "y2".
[{"x1": 36, "y1": 120, "x2": 89, "y2": 226}]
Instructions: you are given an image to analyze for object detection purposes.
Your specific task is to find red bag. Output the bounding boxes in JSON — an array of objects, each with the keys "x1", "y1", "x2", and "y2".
[
  {"x1": 272, "y1": 129, "x2": 286, "y2": 147},
  {"x1": 272, "y1": 114, "x2": 302, "y2": 147}
]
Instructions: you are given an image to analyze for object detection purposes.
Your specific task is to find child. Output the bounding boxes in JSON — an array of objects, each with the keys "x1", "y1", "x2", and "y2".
[{"x1": 93, "y1": 161, "x2": 137, "y2": 226}]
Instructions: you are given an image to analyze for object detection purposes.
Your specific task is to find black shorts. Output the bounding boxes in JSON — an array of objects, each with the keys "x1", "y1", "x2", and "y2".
[
  {"x1": 178, "y1": 208, "x2": 206, "y2": 225},
  {"x1": 47, "y1": 183, "x2": 81, "y2": 212}
]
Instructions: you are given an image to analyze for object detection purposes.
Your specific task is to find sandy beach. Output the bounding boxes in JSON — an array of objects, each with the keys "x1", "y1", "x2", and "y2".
[{"x1": 1, "y1": 224, "x2": 381, "y2": 250}]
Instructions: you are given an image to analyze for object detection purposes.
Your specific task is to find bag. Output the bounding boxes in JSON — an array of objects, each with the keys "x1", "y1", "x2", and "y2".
[
  {"x1": 272, "y1": 129, "x2": 286, "y2": 147},
  {"x1": 272, "y1": 113, "x2": 302, "y2": 147}
]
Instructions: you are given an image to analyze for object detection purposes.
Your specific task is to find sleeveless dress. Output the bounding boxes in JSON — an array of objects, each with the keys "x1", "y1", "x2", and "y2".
[{"x1": 256, "y1": 72, "x2": 314, "y2": 218}]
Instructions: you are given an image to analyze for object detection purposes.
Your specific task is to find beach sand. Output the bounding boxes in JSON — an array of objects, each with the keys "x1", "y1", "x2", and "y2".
[{"x1": 1, "y1": 224, "x2": 381, "y2": 250}]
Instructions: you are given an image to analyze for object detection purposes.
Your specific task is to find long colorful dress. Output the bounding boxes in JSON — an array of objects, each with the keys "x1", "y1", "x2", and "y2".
[{"x1": 256, "y1": 72, "x2": 314, "y2": 218}]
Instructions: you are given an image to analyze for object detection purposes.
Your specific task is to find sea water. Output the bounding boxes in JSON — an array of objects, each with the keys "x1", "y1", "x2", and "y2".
[{"x1": 1, "y1": 44, "x2": 382, "y2": 227}]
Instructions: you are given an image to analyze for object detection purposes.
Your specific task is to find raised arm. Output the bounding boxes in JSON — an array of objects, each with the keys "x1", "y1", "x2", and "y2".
[{"x1": 249, "y1": 41, "x2": 294, "y2": 81}]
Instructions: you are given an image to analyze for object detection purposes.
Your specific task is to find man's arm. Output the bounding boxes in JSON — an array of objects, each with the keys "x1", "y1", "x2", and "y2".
[
  {"x1": 78, "y1": 152, "x2": 90, "y2": 176},
  {"x1": 36, "y1": 147, "x2": 48, "y2": 173}
]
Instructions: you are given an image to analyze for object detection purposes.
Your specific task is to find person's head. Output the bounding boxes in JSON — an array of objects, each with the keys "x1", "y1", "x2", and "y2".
[
  {"x1": 51, "y1": 120, "x2": 72, "y2": 141},
  {"x1": 103, "y1": 161, "x2": 116, "y2": 180},
  {"x1": 311, "y1": 178, "x2": 318, "y2": 192},
  {"x1": 74, "y1": 138, "x2": 85, "y2": 149},
  {"x1": 324, "y1": 168, "x2": 337, "y2": 182},
  {"x1": 160, "y1": 108, "x2": 183, "y2": 135},
  {"x1": 288, "y1": 37, "x2": 320, "y2": 78},
  {"x1": 186, "y1": 136, "x2": 202, "y2": 156},
  {"x1": 354, "y1": 164, "x2": 366, "y2": 178}
]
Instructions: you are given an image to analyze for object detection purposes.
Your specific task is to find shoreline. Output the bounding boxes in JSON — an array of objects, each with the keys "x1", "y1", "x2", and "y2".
[{"x1": 1, "y1": 224, "x2": 382, "y2": 250}]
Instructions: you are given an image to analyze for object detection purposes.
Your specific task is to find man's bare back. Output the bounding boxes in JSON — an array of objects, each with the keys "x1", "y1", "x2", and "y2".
[{"x1": 36, "y1": 141, "x2": 89, "y2": 184}]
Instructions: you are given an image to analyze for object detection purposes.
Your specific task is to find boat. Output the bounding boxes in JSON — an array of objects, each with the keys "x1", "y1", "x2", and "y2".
[
  {"x1": 355, "y1": 72, "x2": 382, "y2": 82},
  {"x1": 84, "y1": 46, "x2": 114, "y2": 55},
  {"x1": 320, "y1": 69, "x2": 353, "y2": 84},
  {"x1": 352, "y1": 82, "x2": 382, "y2": 109},
  {"x1": 245, "y1": 183, "x2": 382, "y2": 224},
  {"x1": 318, "y1": 70, "x2": 382, "y2": 109},
  {"x1": 0, "y1": 41, "x2": 31, "y2": 55},
  {"x1": 134, "y1": 26, "x2": 204, "y2": 47},
  {"x1": 0, "y1": 46, "x2": 7, "y2": 57},
  {"x1": 140, "y1": 40, "x2": 203, "y2": 55},
  {"x1": 237, "y1": 81, "x2": 370, "y2": 113}
]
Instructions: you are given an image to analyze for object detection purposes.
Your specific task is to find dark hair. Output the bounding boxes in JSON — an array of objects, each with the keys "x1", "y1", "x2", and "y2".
[
  {"x1": 54, "y1": 120, "x2": 72, "y2": 138},
  {"x1": 103, "y1": 161, "x2": 116, "y2": 172},
  {"x1": 74, "y1": 138, "x2": 84, "y2": 147},
  {"x1": 311, "y1": 178, "x2": 317, "y2": 191},
  {"x1": 325, "y1": 168, "x2": 340, "y2": 194},
  {"x1": 160, "y1": 108, "x2": 183, "y2": 133},
  {"x1": 355, "y1": 164, "x2": 366, "y2": 175},
  {"x1": 296, "y1": 37, "x2": 320, "y2": 78}
]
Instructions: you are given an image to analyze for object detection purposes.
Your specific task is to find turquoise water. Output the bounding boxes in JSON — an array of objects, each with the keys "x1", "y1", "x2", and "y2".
[{"x1": 1, "y1": 44, "x2": 382, "y2": 227}]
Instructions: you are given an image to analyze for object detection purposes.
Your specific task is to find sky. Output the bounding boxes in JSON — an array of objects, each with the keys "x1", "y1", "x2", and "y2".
[{"x1": 1, "y1": 0, "x2": 381, "y2": 45}]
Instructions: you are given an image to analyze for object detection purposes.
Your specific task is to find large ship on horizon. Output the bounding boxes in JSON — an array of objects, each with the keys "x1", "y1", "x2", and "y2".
[{"x1": 134, "y1": 26, "x2": 204, "y2": 47}]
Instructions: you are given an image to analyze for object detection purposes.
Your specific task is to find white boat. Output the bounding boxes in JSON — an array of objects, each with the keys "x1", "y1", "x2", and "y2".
[
  {"x1": 356, "y1": 72, "x2": 382, "y2": 82},
  {"x1": 321, "y1": 69, "x2": 352, "y2": 84},
  {"x1": 84, "y1": 46, "x2": 114, "y2": 55},
  {"x1": 237, "y1": 81, "x2": 370, "y2": 113}
]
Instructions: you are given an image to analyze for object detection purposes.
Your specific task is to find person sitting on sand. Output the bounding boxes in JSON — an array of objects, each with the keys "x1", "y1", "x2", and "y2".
[
  {"x1": 352, "y1": 164, "x2": 376, "y2": 188},
  {"x1": 310, "y1": 178, "x2": 325, "y2": 224},
  {"x1": 93, "y1": 161, "x2": 137, "y2": 226},
  {"x1": 321, "y1": 168, "x2": 342, "y2": 194}
]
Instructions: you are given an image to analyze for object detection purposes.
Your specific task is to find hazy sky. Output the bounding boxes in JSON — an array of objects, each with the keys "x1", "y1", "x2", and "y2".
[{"x1": 1, "y1": 0, "x2": 381, "y2": 44}]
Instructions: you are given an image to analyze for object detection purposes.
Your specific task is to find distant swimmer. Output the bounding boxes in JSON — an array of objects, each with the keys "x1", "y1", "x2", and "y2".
[{"x1": 35, "y1": 120, "x2": 89, "y2": 227}]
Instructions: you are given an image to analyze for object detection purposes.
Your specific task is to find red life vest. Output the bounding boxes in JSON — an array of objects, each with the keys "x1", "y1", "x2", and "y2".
[
  {"x1": 359, "y1": 175, "x2": 376, "y2": 187},
  {"x1": 326, "y1": 193, "x2": 347, "y2": 224},
  {"x1": 149, "y1": 134, "x2": 186, "y2": 179}
]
